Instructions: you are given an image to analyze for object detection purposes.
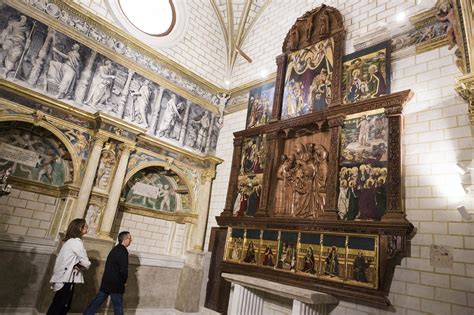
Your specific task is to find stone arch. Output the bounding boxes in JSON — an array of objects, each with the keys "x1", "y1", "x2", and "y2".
[
  {"x1": 123, "y1": 160, "x2": 195, "y2": 213},
  {"x1": 0, "y1": 116, "x2": 81, "y2": 185}
]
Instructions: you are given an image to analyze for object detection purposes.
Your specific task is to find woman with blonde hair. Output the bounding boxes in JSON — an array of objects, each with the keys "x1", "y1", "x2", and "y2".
[{"x1": 47, "y1": 218, "x2": 91, "y2": 315}]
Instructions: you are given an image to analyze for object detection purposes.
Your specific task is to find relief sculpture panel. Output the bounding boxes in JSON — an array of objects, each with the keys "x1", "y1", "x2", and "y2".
[{"x1": 0, "y1": 4, "x2": 222, "y2": 155}]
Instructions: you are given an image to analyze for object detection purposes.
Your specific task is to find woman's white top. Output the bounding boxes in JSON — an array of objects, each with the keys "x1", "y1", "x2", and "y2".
[{"x1": 50, "y1": 238, "x2": 91, "y2": 291}]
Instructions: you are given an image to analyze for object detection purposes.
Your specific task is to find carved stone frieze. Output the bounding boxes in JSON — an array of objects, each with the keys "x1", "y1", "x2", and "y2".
[
  {"x1": 17, "y1": 0, "x2": 217, "y2": 103},
  {"x1": 455, "y1": 74, "x2": 474, "y2": 124}
]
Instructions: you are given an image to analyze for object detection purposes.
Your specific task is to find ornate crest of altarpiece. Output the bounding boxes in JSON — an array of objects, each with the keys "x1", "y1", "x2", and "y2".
[{"x1": 214, "y1": 5, "x2": 413, "y2": 307}]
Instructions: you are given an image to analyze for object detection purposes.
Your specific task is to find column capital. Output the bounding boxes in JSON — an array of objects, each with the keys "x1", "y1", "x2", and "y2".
[
  {"x1": 200, "y1": 169, "x2": 216, "y2": 182},
  {"x1": 119, "y1": 142, "x2": 136, "y2": 153},
  {"x1": 384, "y1": 105, "x2": 404, "y2": 117},
  {"x1": 93, "y1": 132, "x2": 109, "y2": 145},
  {"x1": 327, "y1": 114, "x2": 345, "y2": 128}
]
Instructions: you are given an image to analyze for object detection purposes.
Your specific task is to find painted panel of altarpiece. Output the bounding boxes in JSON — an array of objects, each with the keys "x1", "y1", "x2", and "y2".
[
  {"x1": 245, "y1": 82, "x2": 275, "y2": 129},
  {"x1": 338, "y1": 109, "x2": 388, "y2": 221},
  {"x1": 234, "y1": 135, "x2": 265, "y2": 217},
  {"x1": 223, "y1": 228, "x2": 379, "y2": 289},
  {"x1": 225, "y1": 228, "x2": 244, "y2": 263},
  {"x1": 0, "y1": 125, "x2": 71, "y2": 186},
  {"x1": 242, "y1": 229, "x2": 260, "y2": 265},
  {"x1": 281, "y1": 38, "x2": 334, "y2": 119},
  {"x1": 341, "y1": 41, "x2": 391, "y2": 105},
  {"x1": 0, "y1": 4, "x2": 221, "y2": 154}
]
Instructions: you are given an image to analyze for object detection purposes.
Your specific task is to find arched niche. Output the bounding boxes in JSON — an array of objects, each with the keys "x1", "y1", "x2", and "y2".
[
  {"x1": 122, "y1": 164, "x2": 192, "y2": 216},
  {"x1": 0, "y1": 120, "x2": 80, "y2": 186}
]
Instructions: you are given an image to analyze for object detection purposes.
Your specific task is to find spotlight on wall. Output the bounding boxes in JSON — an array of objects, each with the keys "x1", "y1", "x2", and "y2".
[
  {"x1": 260, "y1": 69, "x2": 268, "y2": 78},
  {"x1": 395, "y1": 12, "x2": 407, "y2": 23},
  {"x1": 457, "y1": 205, "x2": 473, "y2": 221},
  {"x1": 225, "y1": 80, "x2": 231, "y2": 87}
]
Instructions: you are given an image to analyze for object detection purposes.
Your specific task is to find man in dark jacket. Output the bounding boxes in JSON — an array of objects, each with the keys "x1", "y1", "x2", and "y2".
[{"x1": 83, "y1": 231, "x2": 132, "y2": 315}]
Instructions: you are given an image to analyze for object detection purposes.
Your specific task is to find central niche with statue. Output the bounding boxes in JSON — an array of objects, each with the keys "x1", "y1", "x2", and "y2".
[{"x1": 214, "y1": 4, "x2": 413, "y2": 307}]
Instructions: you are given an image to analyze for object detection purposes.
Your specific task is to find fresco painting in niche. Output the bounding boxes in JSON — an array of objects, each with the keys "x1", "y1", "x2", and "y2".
[
  {"x1": 260, "y1": 230, "x2": 278, "y2": 268},
  {"x1": 246, "y1": 82, "x2": 275, "y2": 129},
  {"x1": 0, "y1": 5, "x2": 222, "y2": 154},
  {"x1": 321, "y1": 234, "x2": 346, "y2": 281},
  {"x1": 233, "y1": 135, "x2": 265, "y2": 217},
  {"x1": 61, "y1": 128, "x2": 91, "y2": 159},
  {"x1": 242, "y1": 229, "x2": 260, "y2": 265},
  {"x1": 298, "y1": 233, "x2": 321, "y2": 276},
  {"x1": 124, "y1": 168, "x2": 180, "y2": 212},
  {"x1": 225, "y1": 228, "x2": 244, "y2": 263},
  {"x1": 281, "y1": 37, "x2": 334, "y2": 119},
  {"x1": 346, "y1": 236, "x2": 377, "y2": 288},
  {"x1": 341, "y1": 41, "x2": 390, "y2": 105},
  {"x1": 338, "y1": 109, "x2": 388, "y2": 221},
  {"x1": 0, "y1": 126, "x2": 72, "y2": 186}
]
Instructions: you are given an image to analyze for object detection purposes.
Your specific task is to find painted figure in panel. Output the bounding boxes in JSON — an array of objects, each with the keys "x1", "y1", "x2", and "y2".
[
  {"x1": 246, "y1": 83, "x2": 274, "y2": 129},
  {"x1": 282, "y1": 38, "x2": 334, "y2": 119},
  {"x1": 85, "y1": 60, "x2": 116, "y2": 108},
  {"x1": 48, "y1": 43, "x2": 82, "y2": 99},
  {"x1": 339, "y1": 110, "x2": 388, "y2": 220},
  {"x1": 157, "y1": 94, "x2": 183, "y2": 138},
  {"x1": 324, "y1": 246, "x2": 339, "y2": 277},
  {"x1": 130, "y1": 79, "x2": 152, "y2": 128},
  {"x1": 0, "y1": 15, "x2": 31, "y2": 78},
  {"x1": 342, "y1": 44, "x2": 389, "y2": 104}
]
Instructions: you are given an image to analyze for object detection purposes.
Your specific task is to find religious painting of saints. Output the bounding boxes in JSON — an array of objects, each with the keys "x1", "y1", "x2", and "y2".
[
  {"x1": 239, "y1": 135, "x2": 266, "y2": 176},
  {"x1": 246, "y1": 82, "x2": 275, "y2": 129},
  {"x1": 346, "y1": 236, "x2": 378, "y2": 288},
  {"x1": 0, "y1": 127, "x2": 72, "y2": 186},
  {"x1": 233, "y1": 175, "x2": 263, "y2": 217},
  {"x1": 242, "y1": 229, "x2": 261, "y2": 265},
  {"x1": 341, "y1": 41, "x2": 391, "y2": 104},
  {"x1": 297, "y1": 233, "x2": 321, "y2": 276},
  {"x1": 281, "y1": 37, "x2": 334, "y2": 119},
  {"x1": 321, "y1": 234, "x2": 346, "y2": 280},
  {"x1": 225, "y1": 228, "x2": 244, "y2": 263},
  {"x1": 338, "y1": 109, "x2": 388, "y2": 221},
  {"x1": 276, "y1": 231, "x2": 298, "y2": 272},
  {"x1": 124, "y1": 168, "x2": 180, "y2": 212},
  {"x1": 260, "y1": 230, "x2": 279, "y2": 268}
]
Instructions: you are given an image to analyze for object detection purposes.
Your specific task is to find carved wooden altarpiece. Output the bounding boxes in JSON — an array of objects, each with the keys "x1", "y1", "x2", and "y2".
[{"x1": 214, "y1": 5, "x2": 413, "y2": 308}]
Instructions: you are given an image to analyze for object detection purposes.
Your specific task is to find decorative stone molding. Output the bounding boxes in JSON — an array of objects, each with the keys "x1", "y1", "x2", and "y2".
[{"x1": 455, "y1": 74, "x2": 474, "y2": 124}]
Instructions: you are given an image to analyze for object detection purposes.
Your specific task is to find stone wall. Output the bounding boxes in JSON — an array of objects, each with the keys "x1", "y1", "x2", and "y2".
[
  {"x1": 0, "y1": 188, "x2": 57, "y2": 238},
  {"x1": 111, "y1": 211, "x2": 189, "y2": 260}
]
